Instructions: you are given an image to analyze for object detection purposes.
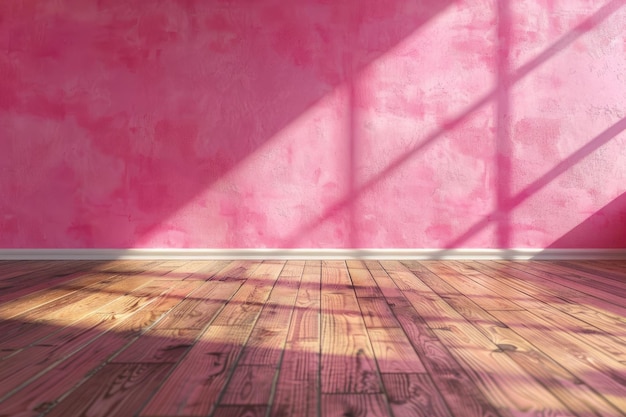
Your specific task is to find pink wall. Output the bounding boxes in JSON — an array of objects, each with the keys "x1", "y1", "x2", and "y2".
[{"x1": 1, "y1": 0, "x2": 625, "y2": 249}]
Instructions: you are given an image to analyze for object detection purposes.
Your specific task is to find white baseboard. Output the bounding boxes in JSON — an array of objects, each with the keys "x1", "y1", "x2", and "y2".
[{"x1": 0, "y1": 248, "x2": 625, "y2": 260}]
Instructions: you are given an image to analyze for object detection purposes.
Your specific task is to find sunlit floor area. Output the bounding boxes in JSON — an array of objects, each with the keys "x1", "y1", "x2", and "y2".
[{"x1": 0, "y1": 259, "x2": 625, "y2": 417}]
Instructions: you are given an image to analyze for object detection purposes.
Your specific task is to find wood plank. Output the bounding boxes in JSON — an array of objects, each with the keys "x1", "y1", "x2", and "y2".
[
  {"x1": 490, "y1": 308, "x2": 626, "y2": 413},
  {"x1": 410, "y1": 260, "x2": 523, "y2": 311},
  {"x1": 454, "y1": 260, "x2": 626, "y2": 333},
  {"x1": 380, "y1": 260, "x2": 576, "y2": 417},
  {"x1": 139, "y1": 261, "x2": 283, "y2": 416},
  {"x1": 363, "y1": 261, "x2": 405, "y2": 300},
  {"x1": 0, "y1": 261, "x2": 101, "y2": 300},
  {"x1": 138, "y1": 325, "x2": 251, "y2": 416},
  {"x1": 463, "y1": 262, "x2": 626, "y2": 363},
  {"x1": 211, "y1": 405, "x2": 267, "y2": 417},
  {"x1": 590, "y1": 260, "x2": 626, "y2": 278},
  {"x1": 477, "y1": 322, "x2": 624, "y2": 417},
  {"x1": 466, "y1": 260, "x2": 626, "y2": 318},
  {"x1": 44, "y1": 363, "x2": 172, "y2": 417},
  {"x1": 558, "y1": 261, "x2": 626, "y2": 284},
  {"x1": 32, "y1": 275, "x2": 151, "y2": 324},
  {"x1": 0, "y1": 315, "x2": 150, "y2": 415},
  {"x1": 382, "y1": 373, "x2": 453, "y2": 417},
  {"x1": 209, "y1": 260, "x2": 265, "y2": 283},
  {"x1": 239, "y1": 260, "x2": 303, "y2": 366},
  {"x1": 114, "y1": 280, "x2": 241, "y2": 363},
  {"x1": 499, "y1": 261, "x2": 626, "y2": 308},
  {"x1": 358, "y1": 297, "x2": 399, "y2": 329},
  {"x1": 321, "y1": 394, "x2": 389, "y2": 417},
  {"x1": 270, "y1": 261, "x2": 320, "y2": 417},
  {"x1": 402, "y1": 264, "x2": 513, "y2": 332},
  {"x1": 468, "y1": 261, "x2": 587, "y2": 303},
  {"x1": 160, "y1": 260, "x2": 232, "y2": 281},
  {"x1": 386, "y1": 297, "x2": 438, "y2": 346},
  {"x1": 0, "y1": 260, "x2": 174, "y2": 332},
  {"x1": 219, "y1": 365, "x2": 275, "y2": 405},
  {"x1": 523, "y1": 304, "x2": 626, "y2": 363},
  {"x1": 112, "y1": 329, "x2": 197, "y2": 363},
  {"x1": 0, "y1": 278, "x2": 203, "y2": 415},
  {"x1": 429, "y1": 326, "x2": 577, "y2": 417},
  {"x1": 164, "y1": 260, "x2": 229, "y2": 279},
  {"x1": 91, "y1": 259, "x2": 165, "y2": 272},
  {"x1": 278, "y1": 340, "x2": 319, "y2": 383},
  {"x1": 368, "y1": 328, "x2": 426, "y2": 373},
  {"x1": 0, "y1": 271, "x2": 108, "y2": 318},
  {"x1": 0, "y1": 260, "x2": 66, "y2": 281},
  {"x1": 0, "y1": 277, "x2": 187, "y2": 399},
  {"x1": 532, "y1": 301, "x2": 626, "y2": 346},
  {"x1": 320, "y1": 261, "x2": 380, "y2": 394},
  {"x1": 143, "y1": 279, "x2": 203, "y2": 315},
  {"x1": 366, "y1": 262, "x2": 501, "y2": 417},
  {"x1": 0, "y1": 274, "x2": 150, "y2": 354},
  {"x1": 284, "y1": 335, "x2": 320, "y2": 379},
  {"x1": 286, "y1": 260, "x2": 321, "y2": 344},
  {"x1": 153, "y1": 279, "x2": 243, "y2": 330},
  {"x1": 210, "y1": 261, "x2": 276, "y2": 326},
  {"x1": 347, "y1": 260, "x2": 384, "y2": 298},
  {"x1": 415, "y1": 262, "x2": 623, "y2": 417},
  {"x1": 1, "y1": 260, "x2": 625, "y2": 417},
  {"x1": 535, "y1": 261, "x2": 626, "y2": 292},
  {"x1": 92, "y1": 279, "x2": 185, "y2": 316},
  {"x1": 0, "y1": 260, "x2": 165, "y2": 302},
  {"x1": 0, "y1": 314, "x2": 120, "y2": 400},
  {"x1": 270, "y1": 379, "x2": 318, "y2": 417}
]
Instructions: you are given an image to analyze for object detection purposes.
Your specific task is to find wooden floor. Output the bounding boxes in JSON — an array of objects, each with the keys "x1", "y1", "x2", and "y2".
[{"x1": 0, "y1": 260, "x2": 625, "y2": 417}]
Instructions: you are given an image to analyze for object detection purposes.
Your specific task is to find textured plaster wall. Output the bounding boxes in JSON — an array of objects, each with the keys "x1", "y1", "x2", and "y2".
[{"x1": 1, "y1": 0, "x2": 625, "y2": 249}]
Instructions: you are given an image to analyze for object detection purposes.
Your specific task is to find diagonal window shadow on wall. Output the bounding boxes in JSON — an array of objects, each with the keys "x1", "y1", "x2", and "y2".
[
  {"x1": 0, "y1": 0, "x2": 455, "y2": 248},
  {"x1": 279, "y1": 0, "x2": 625, "y2": 249},
  {"x1": 446, "y1": 117, "x2": 626, "y2": 249},
  {"x1": 546, "y1": 191, "x2": 626, "y2": 249}
]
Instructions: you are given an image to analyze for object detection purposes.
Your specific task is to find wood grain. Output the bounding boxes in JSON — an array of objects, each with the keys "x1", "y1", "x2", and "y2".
[
  {"x1": 139, "y1": 261, "x2": 283, "y2": 416},
  {"x1": 381, "y1": 260, "x2": 575, "y2": 417},
  {"x1": 270, "y1": 379, "x2": 318, "y2": 417},
  {"x1": 382, "y1": 373, "x2": 453, "y2": 417},
  {"x1": 209, "y1": 261, "x2": 278, "y2": 326},
  {"x1": 286, "y1": 260, "x2": 321, "y2": 344},
  {"x1": 138, "y1": 325, "x2": 251, "y2": 416},
  {"x1": 0, "y1": 261, "x2": 104, "y2": 303},
  {"x1": 558, "y1": 261, "x2": 626, "y2": 283},
  {"x1": 239, "y1": 260, "x2": 303, "y2": 366},
  {"x1": 152, "y1": 279, "x2": 243, "y2": 330},
  {"x1": 365, "y1": 262, "x2": 501, "y2": 417},
  {"x1": 491, "y1": 308, "x2": 626, "y2": 413},
  {"x1": 0, "y1": 313, "x2": 172, "y2": 416},
  {"x1": 321, "y1": 261, "x2": 380, "y2": 394},
  {"x1": 271, "y1": 261, "x2": 321, "y2": 417},
  {"x1": 0, "y1": 315, "x2": 118, "y2": 400},
  {"x1": 493, "y1": 260, "x2": 626, "y2": 309},
  {"x1": 211, "y1": 405, "x2": 267, "y2": 417},
  {"x1": 321, "y1": 393, "x2": 389, "y2": 417},
  {"x1": 45, "y1": 363, "x2": 172, "y2": 417},
  {"x1": 112, "y1": 329, "x2": 197, "y2": 363},
  {"x1": 411, "y1": 260, "x2": 522, "y2": 311},
  {"x1": 367, "y1": 328, "x2": 426, "y2": 373},
  {"x1": 462, "y1": 261, "x2": 626, "y2": 364},
  {"x1": 358, "y1": 297, "x2": 399, "y2": 329},
  {"x1": 0, "y1": 260, "x2": 624, "y2": 417},
  {"x1": 219, "y1": 365, "x2": 275, "y2": 405},
  {"x1": 418, "y1": 262, "x2": 623, "y2": 417},
  {"x1": 347, "y1": 260, "x2": 384, "y2": 298}
]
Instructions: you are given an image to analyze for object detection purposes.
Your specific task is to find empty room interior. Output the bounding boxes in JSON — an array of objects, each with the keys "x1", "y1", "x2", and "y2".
[{"x1": 1, "y1": 0, "x2": 626, "y2": 416}]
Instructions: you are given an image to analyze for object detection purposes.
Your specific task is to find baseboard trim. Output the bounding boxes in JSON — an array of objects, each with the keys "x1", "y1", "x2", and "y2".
[{"x1": 0, "y1": 248, "x2": 625, "y2": 260}]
